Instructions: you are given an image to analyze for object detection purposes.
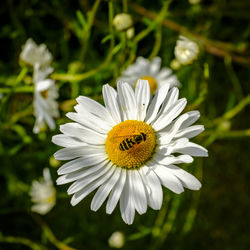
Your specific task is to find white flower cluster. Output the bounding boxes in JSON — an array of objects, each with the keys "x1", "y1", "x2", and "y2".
[
  {"x1": 20, "y1": 39, "x2": 59, "y2": 133},
  {"x1": 29, "y1": 168, "x2": 56, "y2": 215},
  {"x1": 174, "y1": 36, "x2": 199, "y2": 65},
  {"x1": 113, "y1": 13, "x2": 133, "y2": 31}
]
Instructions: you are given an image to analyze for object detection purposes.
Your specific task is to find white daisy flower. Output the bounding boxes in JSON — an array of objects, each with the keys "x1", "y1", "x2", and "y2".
[
  {"x1": 52, "y1": 80, "x2": 208, "y2": 225},
  {"x1": 174, "y1": 36, "x2": 199, "y2": 65},
  {"x1": 33, "y1": 63, "x2": 59, "y2": 133},
  {"x1": 20, "y1": 38, "x2": 52, "y2": 68},
  {"x1": 118, "y1": 57, "x2": 180, "y2": 94},
  {"x1": 30, "y1": 168, "x2": 56, "y2": 215},
  {"x1": 113, "y1": 13, "x2": 133, "y2": 31}
]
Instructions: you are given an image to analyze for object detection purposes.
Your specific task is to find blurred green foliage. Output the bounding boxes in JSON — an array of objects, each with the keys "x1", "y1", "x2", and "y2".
[{"x1": 0, "y1": 0, "x2": 250, "y2": 249}]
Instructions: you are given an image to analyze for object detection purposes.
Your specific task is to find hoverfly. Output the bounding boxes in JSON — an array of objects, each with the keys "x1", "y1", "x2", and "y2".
[{"x1": 118, "y1": 133, "x2": 147, "y2": 151}]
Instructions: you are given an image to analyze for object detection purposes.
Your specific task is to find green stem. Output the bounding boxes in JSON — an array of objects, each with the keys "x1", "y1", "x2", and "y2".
[
  {"x1": 0, "y1": 233, "x2": 44, "y2": 250},
  {"x1": 151, "y1": 196, "x2": 181, "y2": 250},
  {"x1": 122, "y1": 0, "x2": 128, "y2": 12},
  {"x1": 224, "y1": 57, "x2": 243, "y2": 100},
  {"x1": 134, "y1": 0, "x2": 170, "y2": 44},
  {"x1": 80, "y1": 0, "x2": 101, "y2": 61},
  {"x1": 32, "y1": 214, "x2": 76, "y2": 250},
  {"x1": 202, "y1": 129, "x2": 250, "y2": 138},
  {"x1": 151, "y1": 194, "x2": 171, "y2": 238},
  {"x1": 159, "y1": 197, "x2": 181, "y2": 243},
  {"x1": 223, "y1": 95, "x2": 250, "y2": 120},
  {"x1": 15, "y1": 67, "x2": 29, "y2": 85},
  {"x1": 51, "y1": 1, "x2": 115, "y2": 82},
  {"x1": 149, "y1": 26, "x2": 162, "y2": 60},
  {"x1": 0, "y1": 85, "x2": 34, "y2": 94},
  {"x1": 212, "y1": 94, "x2": 250, "y2": 126},
  {"x1": 181, "y1": 163, "x2": 203, "y2": 235}
]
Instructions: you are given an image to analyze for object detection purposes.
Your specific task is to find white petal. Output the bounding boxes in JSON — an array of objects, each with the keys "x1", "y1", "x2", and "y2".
[
  {"x1": 76, "y1": 96, "x2": 114, "y2": 125},
  {"x1": 117, "y1": 81, "x2": 137, "y2": 120},
  {"x1": 56, "y1": 160, "x2": 108, "y2": 185},
  {"x1": 166, "y1": 165, "x2": 201, "y2": 190},
  {"x1": 157, "y1": 67, "x2": 172, "y2": 80},
  {"x1": 145, "y1": 83, "x2": 170, "y2": 124},
  {"x1": 106, "y1": 169, "x2": 126, "y2": 214},
  {"x1": 153, "y1": 154, "x2": 193, "y2": 166},
  {"x1": 35, "y1": 79, "x2": 54, "y2": 92},
  {"x1": 159, "y1": 87, "x2": 179, "y2": 115},
  {"x1": 135, "y1": 79, "x2": 150, "y2": 121},
  {"x1": 139, "y1": 166, "x2": 163, "y2": 210},
  {"x1": 129, "y1": 170, "x2": 147, "y2": 215},
  {"x1": 103, "y1": 84, "x2": 122, "y2": 124},
  {"x1": 157, "y1": 75, "x2": 180, "y2": 88},
  {"x1": 54, "y1": 146, "x2": 106, "y2": 161},
  {"x1": 52, "y1": 134, "x2": 86, "y2": 148},
  {"x1": 157, "y1": 138, "x2": 189, "y2": 155},
  {"x1": 173, "y1": 141, "x2": 208, "y2": 157},
  {"x1": 43, "y1": 112, "x2": 56, "y2": 130},
  {"x1": 60, "y1": 123, "x2": 106, "y2": 145},
  {"x1": 66, "y1": 111, "x2": 111, "y2": 134},
  {"x1": 68, "y1": 162, "x2": 113, "y2": 195},
  {"x1": 152, "y1": 98, "x2": 187, "y2": 131},
  {"x1": 180, "y1": 111, "x2": 200, "y2": 129},
  {"x1": 57, "y1": 154, "x2": 107, "y2": 175},
  {"x1": 152, "y1": 164, "x2": 184, "y2": 194},
  {"x1": 158, "y1": 113, "x2": 190, "y2": 144},
  {"x1": 120, "y1": 171, "x2": 135, "y2": 225},
  {"x1": 174, "y1": 125, "x2": 204, "y2": 139},
  {"x1": 70, "y1": 165, "x2": 116, "y2": 206},
  {"x1": 90, "y1": 167, "x2": 121, "y2": 211},
  {"x1": 149, "y1": 57, "x2": 161, "y2": 75}
]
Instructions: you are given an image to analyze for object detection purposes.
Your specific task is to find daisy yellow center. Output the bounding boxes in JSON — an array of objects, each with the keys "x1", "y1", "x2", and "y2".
[
  {"x1": 40, "y1": 90, "x2": 48, "y2": 98},
  {"x1": 140, "y1": 76, "x2": 158, "y2": 93},
  {"x1": 105, "y1": 120, "x2": 156, "y2": 169}
]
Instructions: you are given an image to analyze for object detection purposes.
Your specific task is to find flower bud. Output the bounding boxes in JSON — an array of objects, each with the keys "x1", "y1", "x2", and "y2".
[{"x1": 113, "y1": 13, "x2": 133, "y2": 31}]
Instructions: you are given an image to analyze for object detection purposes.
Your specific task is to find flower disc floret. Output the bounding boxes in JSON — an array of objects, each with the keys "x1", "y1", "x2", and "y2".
[{"x1": 106, "y1": 120, "x2": 156, "y2": 169}]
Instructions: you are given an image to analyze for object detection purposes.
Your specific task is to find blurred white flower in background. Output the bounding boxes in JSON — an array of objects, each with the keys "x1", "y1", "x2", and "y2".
[
  {"x1": 113, "y1": 13, "x2": 133, "y2": 31},
  {"x1": 33, "y1": 64, "x2": 59, "y2": 133},
  {"x1": 108, "y1": 231, "x2": 125, "y2": 248},
  {"x1": 20, "y1": 38, "x2": 59, "y2": 133},
  {"x1": 20, "y1": 38, "x2": 52, "y2": 68},
  {"x1": 29, "y1": 168, "x2": 56, "y2": 215},
  {"x1": 174, "y1": 36, "x2": 199, "y2": 65},
  {"x1": 118, "y1": 56, "x2": 180, "y2": 94}
]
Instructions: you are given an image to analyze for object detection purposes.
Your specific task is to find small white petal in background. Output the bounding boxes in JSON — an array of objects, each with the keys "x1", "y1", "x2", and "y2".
[
  {"x1": 118, "y1": 57, "x2": 180, "y2": 94},
  {"x1": 33, "y1": 63, "x2": 59, "y2": 134},
  {"x1": 126, "y1": 27, "x2": 135, "y2": 39},
  {"x1": 108, "y1": 231, "x2": 125, "y2": 248},
  {"x1": 174, "y1": 36, "x2": 199, "y2": 65},
  {"x1": 20, "y1": 38, "x2": 52, "y2": 68},
  {"x1": 29, "y1": 168, "x2": 56, "y2": 215},
  {"x1": 113, "y1": 13, "x2": 133, "y2": 31}
]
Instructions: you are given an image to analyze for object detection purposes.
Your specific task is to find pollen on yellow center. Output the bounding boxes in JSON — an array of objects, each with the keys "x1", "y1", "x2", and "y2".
[
  {"x1": 140, "y1": 76, "x2": 158, "y2": 93},
  {"x1": 105, "y1": 120, "x2": 156, "y2": 169}
]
